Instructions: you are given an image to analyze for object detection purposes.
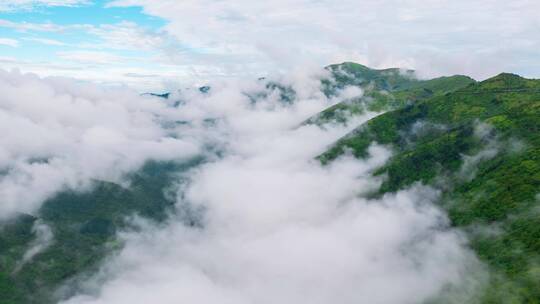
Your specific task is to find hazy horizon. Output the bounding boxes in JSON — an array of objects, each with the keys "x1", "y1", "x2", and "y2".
[{"x1": 1, "y1": 0, "x2": 539, "y2": 90}]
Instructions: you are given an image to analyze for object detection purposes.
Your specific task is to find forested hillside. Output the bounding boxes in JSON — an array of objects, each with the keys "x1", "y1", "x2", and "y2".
[
  {"x1": 320, "y1": 67, "x2": 540, "y2": 303},
  {"x1": 1, "y1": 63, "x2": 538, "y2": 303}
]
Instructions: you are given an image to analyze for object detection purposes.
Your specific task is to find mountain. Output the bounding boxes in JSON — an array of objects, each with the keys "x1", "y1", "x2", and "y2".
[
  {"x1": 0, "y1": 160, "x2": 202, "y2": 303},
  {"x1": 1, "y1": 63, "x2": 538, "y2": 303},
  {"x1": 319, "y1": 71, "x2": 540, "y2": 302},
  {"x1": 306, "y1": 62, "x2": 475, "y2": 124}
]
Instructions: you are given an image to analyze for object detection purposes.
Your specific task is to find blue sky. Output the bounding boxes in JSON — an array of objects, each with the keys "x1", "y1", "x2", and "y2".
[
  {"x1": 1, "y1": 0, "x2": 539, "y2": 90},
  {"x1": 0, "y1": 0, "x2": 182, "y2": 90}
]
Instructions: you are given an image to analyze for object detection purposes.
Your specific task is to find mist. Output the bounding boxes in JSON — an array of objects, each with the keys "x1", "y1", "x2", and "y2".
[
  {"x1": 0, "y1": 69, "x2": 200, "y2": 219},
  {"x1": 0, "y1": 68, "x2": 482, "y2": 304},
  {"x1": 12, "y1": 220, "x2": 54, "y2": 273}
]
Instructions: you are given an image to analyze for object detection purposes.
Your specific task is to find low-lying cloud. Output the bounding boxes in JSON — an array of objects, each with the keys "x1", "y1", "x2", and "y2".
[
  {"x1": 4, "y1": 69, "x2": 485, "y2": 303},
  {"x1": 13, "y1": 219, "x2": 54, "y2": 273},
  {"x1": 0, "y1": 69, "x2": 200, "y2": 219}
]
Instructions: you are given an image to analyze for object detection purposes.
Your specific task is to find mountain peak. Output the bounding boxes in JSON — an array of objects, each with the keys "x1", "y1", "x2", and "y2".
[
  {"x1": 492, "y1": 72, "x2": 524, "y2": 80},
  {"x1": 326, "y1": 61, "x2": 371, "y2": 72},
  {"x1": 479, "y1": 72, "x2": 530, "y2": 89},
  {"x1": 326, "y1": 62, "x2": 415, "y2": 75}
]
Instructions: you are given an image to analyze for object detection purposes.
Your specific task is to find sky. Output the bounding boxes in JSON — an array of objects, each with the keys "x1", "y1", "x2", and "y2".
[{"x1": 0, "y1": 0, "x2": 539, "y2": 90}]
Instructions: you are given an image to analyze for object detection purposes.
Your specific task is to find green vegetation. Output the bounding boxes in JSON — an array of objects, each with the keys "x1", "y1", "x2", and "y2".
[
  {"x1": 320, "y1": 72, "x2": 540, "y2": 302},
  {"x1": 306, "y1": 62, "x2": 475, "y2": 125},
  {"x1": 0, "y1": 159, "x2": 202, "y2": 304},
  {"x1": 1, "y1": 63, "x2": 539, "y2": 303},
  {"x1": 244, "y1": 81, "x2": 297, "y2": 105}
]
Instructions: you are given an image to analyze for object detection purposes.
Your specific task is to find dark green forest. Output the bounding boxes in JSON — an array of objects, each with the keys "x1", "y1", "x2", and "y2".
[{"x1": 319, "y1": 63, "x2": 540, "y2": 303}]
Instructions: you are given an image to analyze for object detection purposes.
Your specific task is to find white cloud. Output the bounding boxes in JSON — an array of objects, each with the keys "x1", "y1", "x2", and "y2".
[
  {"x1": 0, "y1": 18, "x2": 68, "y2": 32},
  {"x1": 0, "y1": 64, "x2": 491, "y2": 303},
  {"x1": 0, "y1": 37, "x2": 19, "y2": 47},
  {"x1": 47, "y1": 69, "x2": 487, "y2": 303},
  {"x1": 109, "y1": 0, "x2": 540, "y2": 79},
  {"x1": 57, "y1": 50, "x2": 123, "y2": 65},
  {"x1": 0, "y1": 69, "x2": 200, "y2": 219},
  {"x1": 24, "y1": 37, "x2": 66, "y2": 46},
  {"x1": 0, "y1": 0, "x2": 90, "y2": 11},
  {"x1": 0, "y1": 2, "x2": 526, "y2": 300}
]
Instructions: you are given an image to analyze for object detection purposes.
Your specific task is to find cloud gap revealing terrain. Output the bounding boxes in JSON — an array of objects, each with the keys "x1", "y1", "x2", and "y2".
[{"x1": 0, "y1": 61, "x2": 539, "y2": 304}]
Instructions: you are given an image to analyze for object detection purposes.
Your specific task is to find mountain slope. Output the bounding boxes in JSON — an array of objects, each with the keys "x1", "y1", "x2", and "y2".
[
  {"x1": 307, "y1": 62, "x2": 475, "y2": 125},
  {"x1": 0, "y1": 64, "x2": 538, "y2": 304},
  {"x1": 320, "y1": 72, "x2": 540, "y2": 302},
  {"x1": 0, "y1": 159, "x2": 202, "y2": 304}
]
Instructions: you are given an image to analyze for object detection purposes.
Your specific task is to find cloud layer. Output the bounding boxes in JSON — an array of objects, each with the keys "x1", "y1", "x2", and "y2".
[
  {"x1": 0, "y1": 0, "x2": 89, "y2": 11},
  {"x1": 35, "y1": 69, "x2": 487, "y2": 304},
  {"x1": 0, "y1": 69, "x2": 200, "y2": 219},
  {"x1": 1, "y1": 1, "x2": 539, "y2": 88}
]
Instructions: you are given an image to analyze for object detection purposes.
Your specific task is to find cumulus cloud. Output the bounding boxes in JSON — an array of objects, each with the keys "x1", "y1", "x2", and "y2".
[
  {"x1": 84, "y1": 21, "x2": 177, "y2": 52},
  {"x1": 0, "y1": 18, "x2": 71, "y2": 32},
  {"x1": 63, "y1": 186, "x2": 483, "y2": 303},
  {"x1": 0, "y1": 69, "x2": 200, "y2": 219},
  {"x1": 46, "y1": 70, "x2": 486, "y2": 304},
  {"x1": 0, "y1": 18, "x2": 191, "y2": 89},
  {"x1": 0, "y1": 19, "x2": 175, "y2": 52}
]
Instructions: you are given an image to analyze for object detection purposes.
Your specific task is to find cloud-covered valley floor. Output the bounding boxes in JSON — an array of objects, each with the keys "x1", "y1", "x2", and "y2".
[{"x1": 0, "y1": 68, "x2": 486, "y2": 304}]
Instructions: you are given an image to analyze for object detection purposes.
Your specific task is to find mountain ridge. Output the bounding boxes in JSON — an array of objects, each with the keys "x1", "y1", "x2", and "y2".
[
  {"x1": 1, "y1": 62, "x2": 539, "y2": 304},
  {"x1": 318, "y1": 66, "x2": 540, "y2": 303}
]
